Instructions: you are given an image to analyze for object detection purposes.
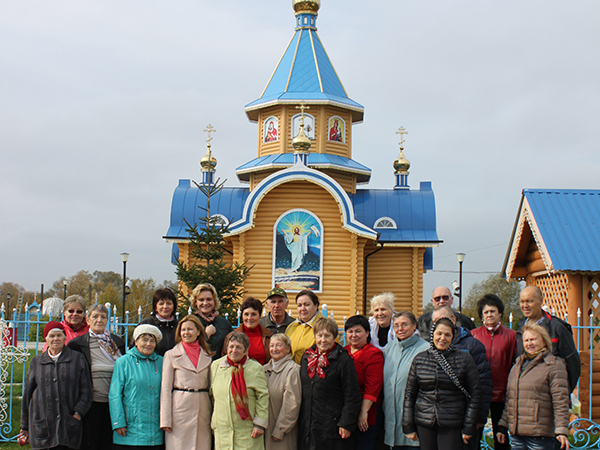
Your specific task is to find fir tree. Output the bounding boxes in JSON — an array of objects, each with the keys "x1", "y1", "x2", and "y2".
[{"x1": 175, "y1": 176, "x2": 252, "y2": 322}]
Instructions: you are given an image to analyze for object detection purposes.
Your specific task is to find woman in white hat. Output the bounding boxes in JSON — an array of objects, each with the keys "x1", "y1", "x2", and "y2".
[{"x1": 109, "y1": 324, "x2": 164, "y2": 449}]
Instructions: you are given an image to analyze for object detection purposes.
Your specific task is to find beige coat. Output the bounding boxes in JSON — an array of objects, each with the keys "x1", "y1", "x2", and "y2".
[
  {"x1": 499, "y1": 350, "x2": 570, "y2": 437},
  {"x1": 263, "y1": 355, "x2": 301, "y2": 450},
  {"x1": 160, "y1": 343, "x2": 212, "y2": 450}
]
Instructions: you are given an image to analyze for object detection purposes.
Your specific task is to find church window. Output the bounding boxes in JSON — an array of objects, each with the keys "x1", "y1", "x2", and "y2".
[{"x1": 374, "y1": 217, "x2": 397, "y2": 229}]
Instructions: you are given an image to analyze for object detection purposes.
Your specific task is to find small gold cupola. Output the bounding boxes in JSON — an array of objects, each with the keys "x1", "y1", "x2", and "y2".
[
  {"x1": 200, "y1": 124, "x2": 217, "y2": 185},
  {"x1": 394, "y1": 126, "x2": 410, "y2": 190}
]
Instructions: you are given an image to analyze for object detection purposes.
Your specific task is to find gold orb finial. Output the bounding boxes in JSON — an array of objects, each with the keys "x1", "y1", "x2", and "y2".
[
  {"x1": 394, "y1": 126, "x2": 410, "y2": 173},
  {"x1": 293, "y1": 0, "x2": 320, "y2": 14},
  {"x1": 200, "y1": 148, "x2": 217, "y2": 170}
]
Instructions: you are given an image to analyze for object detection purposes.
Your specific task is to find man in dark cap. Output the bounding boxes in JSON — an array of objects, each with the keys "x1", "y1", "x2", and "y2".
[{"x1": 259, "y1": 287, "x2": 295, "y2": 334}]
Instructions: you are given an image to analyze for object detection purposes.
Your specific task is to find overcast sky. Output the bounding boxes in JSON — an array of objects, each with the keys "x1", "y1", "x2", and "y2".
[{"x1": 1, "y1": 0, "x2": 599, "y2": 307}]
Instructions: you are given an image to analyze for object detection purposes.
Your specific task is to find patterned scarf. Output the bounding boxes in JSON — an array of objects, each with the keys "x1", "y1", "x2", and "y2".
[
  {"x1": 197, "y1": 310, "x2": 220, "y2": 324},
  {"x1": 89, "y1": 330, "x2": 122, "y2": 361},
  {"x1": 485, "y1": 322, "x2": 501, "y2": 333},
  {"x1": 228, "y1": 355, "x2": 251, "y2": 421},
  {"x1": 305, "y1": 347, "x2": 333, "y2": 379},
  {"x1": 428, "y1": 321, "x2": 471, "y2": 399}
]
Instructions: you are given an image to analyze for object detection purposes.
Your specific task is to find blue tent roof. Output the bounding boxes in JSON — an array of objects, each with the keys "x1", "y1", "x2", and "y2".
[
  {"x1": 236, "y1": 153, "x2": 371, "y2": 183},
  {"x1": 523, "y1": 189, "x2": 600, "y2": 272},
  {"x1": 245, "y1": 14, "x2": 364, "y2": 123}
]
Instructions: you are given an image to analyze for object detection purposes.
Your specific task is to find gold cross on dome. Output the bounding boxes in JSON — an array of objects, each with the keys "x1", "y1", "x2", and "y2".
[
  {"x1": 396, "y1": 126, "x2": 408, "y2": 147},
  {"x1": 296, "y1": 102, "x2": 310, "y2": 122},
  {"x1": 204, "y1": 124, "x2": 216, "y2": 146}
]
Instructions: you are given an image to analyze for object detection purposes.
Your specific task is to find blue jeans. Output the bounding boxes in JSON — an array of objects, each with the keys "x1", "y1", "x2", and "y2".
[{"x1": 510, "y1": 435, "x2": 555, "y2": 450}]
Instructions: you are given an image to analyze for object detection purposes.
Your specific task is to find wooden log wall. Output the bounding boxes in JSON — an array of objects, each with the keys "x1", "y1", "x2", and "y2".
[{"x1": 236, "y1": 180, "x2": 368, "y2": 325}]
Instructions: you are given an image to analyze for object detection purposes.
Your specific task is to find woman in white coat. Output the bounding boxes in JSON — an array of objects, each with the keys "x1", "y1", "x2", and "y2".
[{"x1": 161, "y1": 315, "x2": 214, "y2": 450}]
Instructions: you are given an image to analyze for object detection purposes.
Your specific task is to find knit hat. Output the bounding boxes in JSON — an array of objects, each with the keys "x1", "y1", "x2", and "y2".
[
  {"x1": 133, "y1": 324, "x2": 163, "y2": 343},
  {"x1": 44, "y1": 321, "x2": 65, "y2": 339},
  {"x1": 267, "y1": 287, "x2": 287, "y2": 300}
]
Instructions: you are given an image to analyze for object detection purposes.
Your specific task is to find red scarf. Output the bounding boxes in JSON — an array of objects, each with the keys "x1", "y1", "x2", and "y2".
[
  {"x1": 182, "y1": 341, "x2": 201, "y2": 368},
  {"x1": 305, "y1": 347, "x2": 333, "y2": 379},
  {"x1": 228, "y1": 355, "x2": 251, "y2": 421}
]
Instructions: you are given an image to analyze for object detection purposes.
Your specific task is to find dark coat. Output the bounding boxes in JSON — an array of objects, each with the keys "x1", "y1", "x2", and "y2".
[
  {"x1": 453, "y1": 327, "x2": 493, "y2": 425},
  {"x1": 195, "y1": 314, "x2": 233, "y2": 361},
  {"x1": 298, "y1": 343, "x2": 362, "y2": 450},
  {"x1": 21, "y1": 346, "x2": 93, "y2": 450},
  {"x1": 140, "y1": 313, "x2": 178, "y2": 356},
  {"x1": 68, "y1": 332, "x2": 126, "y2": 369},
  {"x1": 516, "y1": 311, "x2": 581, "y2": 393},
  {"x1": 402, "y1": 348, "x2": 481, "y2": 437},
  {"x1": 417, "y1": 311, "x2": 475, "y2": 340}
]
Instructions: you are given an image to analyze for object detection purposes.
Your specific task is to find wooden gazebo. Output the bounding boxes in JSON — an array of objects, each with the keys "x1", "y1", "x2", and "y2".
[{"x1": 503, "y1": 188, "x2": 600, "y2": 418}]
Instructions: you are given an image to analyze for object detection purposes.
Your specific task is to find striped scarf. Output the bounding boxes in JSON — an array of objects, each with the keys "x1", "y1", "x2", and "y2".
[
  {"x1": 228, "y1": 355, "x2": 252, "y2": 421},
  {"x1": 428, "y1": 322, "x2": 471, "y2": 399}
]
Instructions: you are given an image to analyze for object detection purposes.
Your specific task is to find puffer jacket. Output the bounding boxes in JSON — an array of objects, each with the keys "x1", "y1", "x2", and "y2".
[
  {"x1": 499, "y1": 350, "x2": 570, "y2": 438},
  {"x1": 402, "y1": 348, "x2": 481, "y2": 437},
  {"x1": 453, "y1": 327, "x2": 493, "y2": 425}
]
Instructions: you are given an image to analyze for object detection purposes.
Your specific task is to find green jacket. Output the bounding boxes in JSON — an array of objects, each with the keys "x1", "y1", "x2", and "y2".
[{"x1": 109, "y1": 347, "x2": 164, "y2": 447}]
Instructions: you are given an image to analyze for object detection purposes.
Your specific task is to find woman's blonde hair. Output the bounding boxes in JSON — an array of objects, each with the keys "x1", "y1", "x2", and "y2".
[
  {"x1": 522, "y1": 322, "x2": 553, "y2": 351},
  {"x1": 63, "y1": 295, "x2": 87, "y2": 313},
  {"x1": 369, "y1": 292, "x2": 395, "y2": 315},
  {"x1": 313, "y1": 318, "x2": 339, "y2": 339},
  {"x1": 270, "y1": 333, "x2": 292, "y2": 350},
  {"x1": 190, "y1": 283, "x2": 220, "y2": 310}
]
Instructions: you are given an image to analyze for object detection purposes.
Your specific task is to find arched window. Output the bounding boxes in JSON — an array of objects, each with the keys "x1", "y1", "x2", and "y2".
[
  {"x1": 291, "y1": 113, "x2": 315, "y2": 140},
  {"x1": 211, "y1": 214, "x2": 229, "y2": 227},
  {"x1": 374, "y1": 217, "x2": 397, "y2": 229}
]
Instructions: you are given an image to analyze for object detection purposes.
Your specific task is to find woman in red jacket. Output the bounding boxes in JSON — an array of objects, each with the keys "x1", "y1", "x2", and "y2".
[
  {"x1": 471, "y1": 294, "x2": 516, "y2": 450},
  {"x1": 344, "y1": 315, "x2": 384, "y2": 450}
]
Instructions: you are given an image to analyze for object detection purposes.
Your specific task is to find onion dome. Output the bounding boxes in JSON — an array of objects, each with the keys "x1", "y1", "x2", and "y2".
[
  {"x1": 292, "y1": 123, "x2": 312, "y2": 153},
  {"x1": 200, "y1": 148, "x2": 217, "y2": 170},
  {"x1": 393, "y1": 148, "x2": 410, "y2": 173},
  {"x1": 293, "y1": 0, "x2": 320, "y2": 14}
]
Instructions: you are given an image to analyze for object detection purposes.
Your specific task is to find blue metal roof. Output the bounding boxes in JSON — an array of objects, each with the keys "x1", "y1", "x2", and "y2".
[
  {"x1": 523, "y1": 189, "x2": 600, "y2": 272},
  {"x1": 164, "y1": 180, "x2": 249, "y2": 239},
  {"x1": 165, "y1": 179, "x2": 440, "y2": 248},
  {"x1": 235, "y1": 153, "x2": 372, "y2": 183},
  {"x1": 350, "y1": 182, "x2": 441, "y2": 244},
  {"x1": 245, "y1": 16, "x2": 364, "y2": 123}
]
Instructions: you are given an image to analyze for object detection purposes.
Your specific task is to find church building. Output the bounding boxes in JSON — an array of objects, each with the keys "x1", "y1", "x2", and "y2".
[{"x1": 164, "y1": 0, "x2": 440, "y2": 319}]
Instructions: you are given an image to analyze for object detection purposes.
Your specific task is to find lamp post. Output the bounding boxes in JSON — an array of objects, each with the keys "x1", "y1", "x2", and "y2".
[
  {"x1": 6, "y1": 293, "x2": 11, "y2": 318},
  {"x1": 63, "y1": 280, "x2": 67, "y2": 300},
  {"x1": 121, "y1": 253, "x2": 129, "y2": 326},
  {"x1": 456, "y1": 252, "x2": 465, "y2": 313}
]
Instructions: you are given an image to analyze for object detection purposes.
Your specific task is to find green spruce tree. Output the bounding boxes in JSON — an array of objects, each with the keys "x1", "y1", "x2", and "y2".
[{"x1": 175, "y1": 176, "x2": 252, "y2": 322}]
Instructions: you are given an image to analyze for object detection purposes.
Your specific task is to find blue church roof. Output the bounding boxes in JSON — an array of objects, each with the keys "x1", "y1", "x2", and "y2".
[
  {"x1": 245, "y1": 13, "x2": 364, "y2": 123},
  {"x1": 236, "y1": 153, "x2": 371, "y2": 183},
  {"x1": 351, "y1": 182, "x2": 441, "y2": 245},
  {"x1": 164, "y1": 180, "x2": 440, "y2": 247}
]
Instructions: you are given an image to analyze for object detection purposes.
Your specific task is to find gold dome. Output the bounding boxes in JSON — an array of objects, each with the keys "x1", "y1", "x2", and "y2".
[
  {"x1": 293, "y1": 0, "x2": 320, "y2": 14},
  {"x1": 200, "y1": 148, "x2": 217, "y2": 170},
  {"x1": 393, "y1": 148, "x2": 410, "y2": 173},
  {"x1": 292, "y1": 125, "x2": 312, "y2": 153}
]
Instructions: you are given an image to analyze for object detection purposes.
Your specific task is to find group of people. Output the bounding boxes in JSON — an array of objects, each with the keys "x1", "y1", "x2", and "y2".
[{"x1": 20, "y1": 284, "x2": 579, "y2": 450}]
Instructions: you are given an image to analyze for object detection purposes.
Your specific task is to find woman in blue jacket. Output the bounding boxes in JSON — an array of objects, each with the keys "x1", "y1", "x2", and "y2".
[{"x1": 109, "y1": 324, "x2": 164, "y2": 449}]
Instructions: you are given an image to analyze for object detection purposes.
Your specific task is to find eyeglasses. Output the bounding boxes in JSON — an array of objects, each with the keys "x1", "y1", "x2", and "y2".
[
  {"x1": 67, "y1": 309, "x2": 84, "y2": 314},
  {"x1": 433, "y1": 295, "x2": 450, "y2": 301}
]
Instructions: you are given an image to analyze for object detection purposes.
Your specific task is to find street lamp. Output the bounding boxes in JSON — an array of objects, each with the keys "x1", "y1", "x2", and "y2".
[
  {"x1": 121, "y1": 252, "x2": 129, "y2": 325},
  {"x1": 456, "y1": 252, "x2": 466, "y2": 313},
  {"x1": 6, "y1": 293, "x2": 11, "y2": 318},
  {"x1": 63, "y1": 279, "x2": 67, "y2": 300}
]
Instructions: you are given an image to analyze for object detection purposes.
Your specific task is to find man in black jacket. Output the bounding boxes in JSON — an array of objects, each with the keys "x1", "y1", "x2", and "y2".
[
  {"x1": 432, "y1": 306, "x2": 493, "y2": 450},
  {"x1": 516, "y1": 285, "x2": 581, "y2": 394},
  {"x1": 417, "y1": 286, "x2": 476, "y2": 340}
]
